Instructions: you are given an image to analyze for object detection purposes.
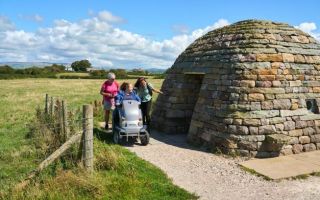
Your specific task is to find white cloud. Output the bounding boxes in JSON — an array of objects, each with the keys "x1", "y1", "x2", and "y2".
[
  {"x1": 97, "y1": 11, "x2": 124, "y2": 24},
  {"x1": 172, "y1": 24, "x2": 189, "y2": 34},
  {"x1": 0, "y1": 12, "x2": 229, "y2": 69},
  {"x1": 295, "y1": 22, "x2": 320, "y2": 41},
  {"x1": 19, "y1": 14, "x2": 44, "y2": 23},
  {"x1": 33, "y1": 14, "x2": 44, "y2": 23},
  {"x1": 0, "y1": 15, "x2": 15, "y2": 31},
  {"x1": 295, "y1": 22, "x2": 317, "y2": 33}
]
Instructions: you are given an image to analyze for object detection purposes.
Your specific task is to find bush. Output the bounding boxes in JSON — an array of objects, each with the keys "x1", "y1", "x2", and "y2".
[{"x1": 89, "y1": 70, "x2": 106, "y2": 77}]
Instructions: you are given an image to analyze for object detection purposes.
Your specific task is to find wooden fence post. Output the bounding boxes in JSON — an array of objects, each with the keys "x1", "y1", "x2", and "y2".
[
  {"x1": 45, "y1": 94, "x2": 49, "y2": 114},
  {"x1": 50, "y1": 97, "x2": 54, "y2": 117},
  {"x1": 82, "y1": 105, "x2": 93, "y2": 172},
  {"x1": 62, "y1": 100, "x2": 69, "y2": 140}
]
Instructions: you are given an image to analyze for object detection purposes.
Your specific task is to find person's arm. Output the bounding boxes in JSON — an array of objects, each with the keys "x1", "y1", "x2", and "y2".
[
  {"x1": 148, "y1": 82, "x2": 163, "y2": 94},
  {"x1": 100, "y1": 87, "x2": 114, "y2": 97},
  {"x1": 115, "y1": 92, "x2": 123, "y2": 106},
  {"x1": 135, "y1": 94, "x2": 141, "y2": 102},
  {"x1": 152, "y1": 88, "x2": 163, "y2": 94}
]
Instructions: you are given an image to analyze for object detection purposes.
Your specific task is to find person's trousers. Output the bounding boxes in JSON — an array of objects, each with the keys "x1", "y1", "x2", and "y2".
[{"x1": 141, "y1": 100, "x2": 152, "y2": 125}]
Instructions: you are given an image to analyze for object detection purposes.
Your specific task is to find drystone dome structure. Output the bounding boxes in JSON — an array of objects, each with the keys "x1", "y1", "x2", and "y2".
[{"x1": 152, "y1": 20, "x2": 320, "y2": 158}]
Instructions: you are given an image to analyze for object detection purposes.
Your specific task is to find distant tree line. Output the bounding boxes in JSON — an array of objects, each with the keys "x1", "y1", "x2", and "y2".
[
  {"x1": 0, "y1": 59, "x2": 166, "y2": 79},
  {"x1": 0, "y1": 64, "x2": 66, "y2": 79}
]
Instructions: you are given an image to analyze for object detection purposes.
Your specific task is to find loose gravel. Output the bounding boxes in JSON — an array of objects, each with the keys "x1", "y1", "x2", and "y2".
[{"x1": 125, "y1": 131, "x2": 320, "y2": 200}]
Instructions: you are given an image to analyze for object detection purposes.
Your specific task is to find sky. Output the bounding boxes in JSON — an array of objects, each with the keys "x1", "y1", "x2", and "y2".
[{"x1": 0, "y1": 0, "x2": 320, "y2": 69}]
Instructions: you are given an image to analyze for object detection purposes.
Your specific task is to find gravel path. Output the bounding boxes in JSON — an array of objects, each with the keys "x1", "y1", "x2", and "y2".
[{"x1": 125, "y1": 131, "x2": 320, "y2": 200}]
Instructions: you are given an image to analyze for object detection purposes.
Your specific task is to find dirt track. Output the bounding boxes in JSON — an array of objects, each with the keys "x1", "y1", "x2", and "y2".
[{"x1": 125, "y1": 131, "x2": 320, "y2": 200}]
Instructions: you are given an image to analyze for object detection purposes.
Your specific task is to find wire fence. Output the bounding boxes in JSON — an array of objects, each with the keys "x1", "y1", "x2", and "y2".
[{"x1": 12, "y1": 94, "x2": 97, "y2": 191}]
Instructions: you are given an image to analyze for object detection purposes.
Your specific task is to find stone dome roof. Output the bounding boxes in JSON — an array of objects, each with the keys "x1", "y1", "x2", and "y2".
[
  {"x1": 175, "y1": 19, "x2": 320, "y2": 66},
  {"x1": 152, "y1": 19, "x2": 320, "y2": 158}
]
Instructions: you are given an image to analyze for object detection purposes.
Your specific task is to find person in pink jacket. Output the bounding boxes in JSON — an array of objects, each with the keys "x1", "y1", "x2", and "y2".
[{"x1": 100, "y1": 72, "x2": 119, "y2": 129}]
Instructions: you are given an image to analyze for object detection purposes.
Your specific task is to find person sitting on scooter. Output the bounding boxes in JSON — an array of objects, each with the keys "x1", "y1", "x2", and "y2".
[
  {"x1": 116, "y1": 82, "x2": 141, "y2": 105},
  {"x1": 114, "y1": 82, "x2": 141, "y2": 122}
]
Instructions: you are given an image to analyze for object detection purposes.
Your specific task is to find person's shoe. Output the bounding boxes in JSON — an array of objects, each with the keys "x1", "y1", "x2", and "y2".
[{"x1": 105, "y1": 123, "x2": 109, "y2": 130}]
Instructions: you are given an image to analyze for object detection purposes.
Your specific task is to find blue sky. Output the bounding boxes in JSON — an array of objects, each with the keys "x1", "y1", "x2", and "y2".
[{"x1": 0, "y1": 0, "x2": 320, "y2": 68}]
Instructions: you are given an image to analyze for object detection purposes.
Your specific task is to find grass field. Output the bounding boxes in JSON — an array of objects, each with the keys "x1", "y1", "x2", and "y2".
[
  {"x1": 55, "y1": 72, "x2": 90, "y2": 78},
  {"x1": 0, "y1": 78, "x2": 197, "y2": 199}
]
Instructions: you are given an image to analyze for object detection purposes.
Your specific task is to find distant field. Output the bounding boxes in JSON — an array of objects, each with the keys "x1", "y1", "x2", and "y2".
[
  {"x1": 0, "y1": 78, "x2": 196, "y2": 199},
  {"x1": 55, "y1": 72, "x2": 90, "y2": 78}
]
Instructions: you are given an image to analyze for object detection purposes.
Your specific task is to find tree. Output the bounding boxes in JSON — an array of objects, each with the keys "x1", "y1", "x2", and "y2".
[
  {"x1": 71, "y1": 60, "x2": 91, "y2": 72},
  {"x1": 0, "y1": 65, "x2": 15, "y2": 74}
]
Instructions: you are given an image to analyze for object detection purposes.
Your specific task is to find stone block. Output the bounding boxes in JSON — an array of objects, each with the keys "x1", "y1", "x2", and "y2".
[
  {"x1": 303, "y1": 143, "x2": 316, "y2": 152},
  {"x1": 273, "y1": 99, "x2": 291, "y2": 110},
  {"x1": 249, "y1": 126, "x2": 259, "y2": 135},
  {"x1": 260, "y1": 118, "x2": 270, "y2": 125},
  {"x1": 288, "y1": 129, "x2": 303, "y2": 137},
  {"x1": 261, "y1": 101, "x2": 274, "y2": 110},
  {"x1": 272, "y1": 81, "x2": 282, "y2": 87},
  {"x1": 243, "y1": 119, "x2": 261, "y2": 126},
  {"x1": 282, "y1": 53, "x2": 295, "y2": 62},
  {"x1": 233, "y1": 119, "x2": 242, "y2": 125},
  {"x1": 265, "y1": 134, "x2": 292, "y2": 144},
  {"x1": 200, "y1": 132, "x2": 212, "y2": 142},
  {"x1": 303, "y1": 127, "x2": 315, "y2": 136},
  {"x1": 265, "y1": 94, "x2": 275, "y2": 100},
  {"x1": 299, "y1": 136, "x2": 311, "y2": 144},
  {"x1": 220, "y1": 138, "x2": 238, "y2": 149},
  {"x1": 288, "y1": 137, "x2": 299, "y2": 145},
  {"x1": 313, "y1": 87, "x2": 320, "y2": 93},
  {"x1": 275, "y1": 124, "x2": 284, "y2": 131},
  {"x1": 292, "y1": 144, "x2": 303, "y2": 154},
  {"x1": 241, "y1": 135, "x2": 265, "y2": 142},
  {"x1": 256, "y1": 81, "x2": 272, "y2": 87},
  {"x1": 238, "y1": 140, "x2": 258, "y2": 151},
  {"x1": 256, "y1": 53, "x2": 283, "y2": 62},
  {"x1": 269, "y1": 117, "x2": 286, "y2": 124},
  {"x1": 223, "y1": 118, "x2": 233, "y2": 125},
  {"x1": 239, "y1": 80, "x2": 255, "y2": 87},
  {"x1": 300, "y1": 114, "x2": 320, "y2": 121},
  {"x1": 280, "y1": 109, "x2": 309, "y2": 117},
  {"x1": 238, "y1": 126, "x2": 249, "y2": 135},
  {"x1": 283, "y1": 121, "x2": 296, "y2": 131},
  {"x1": 280, "y1": 148, "x2": 293, "y2": 156},
  {"x1": 310, "y1": 134, "x2": 320, "y2": 143},
  {"x1": 258, "y1": 75, "x2": 275, "y2": 81},
  {"x1": 248, "y1": 93, "x2": 265, "y2": 101},
  {"x1": 259, "y1": 125, "x2": 276, "y2": 135},
  {"x1": 289, "y1": 80, "x2": 302, "y2": 87},
  {"x1": 251, "y1": 102, "x2": 261, "y2": 110},
  {"x1": 166, "y1": 110, "x2": 185, "y2": 118},
  {"x1": 295, "y1": 120, "x2": 307, "y2": 128},
  {"x1": 250, "y1": 87, "x2": 286, "y2": 94}
]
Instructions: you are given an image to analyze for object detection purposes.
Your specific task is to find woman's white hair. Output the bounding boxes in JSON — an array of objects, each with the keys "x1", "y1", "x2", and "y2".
[{"x1": 107, "y1": 72, "x2": 116, "y2": 80}]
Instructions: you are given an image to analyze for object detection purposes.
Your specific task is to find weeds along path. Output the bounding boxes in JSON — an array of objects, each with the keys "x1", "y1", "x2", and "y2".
[{"x1": 125, "y1": 131, "x2": 320, "y2": 200}]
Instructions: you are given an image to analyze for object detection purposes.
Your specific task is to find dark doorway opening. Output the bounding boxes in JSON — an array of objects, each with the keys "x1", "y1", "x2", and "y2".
[{"x1": 183, "y1": 72, "x2": 204, "y2": 133}]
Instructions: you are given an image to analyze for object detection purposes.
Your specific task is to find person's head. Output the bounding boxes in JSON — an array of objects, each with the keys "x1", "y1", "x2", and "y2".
[
  {"x1": 134, "y1": 77, "x2": 147, "y2": 88},
  {"x1": 126, "y1": 83, "x2": 133, "y2": 93},
  {"x1": 120, "y1": 82, "x2": 128, "y2": 91},
  {"x1": 107, "y1": 72, "x2": 116, "y2": 82}
]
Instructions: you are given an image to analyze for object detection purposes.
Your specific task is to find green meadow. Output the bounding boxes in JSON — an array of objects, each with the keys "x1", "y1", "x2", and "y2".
[{"x1": 0, "y1": 78, "x2": 197, "y2": 200}]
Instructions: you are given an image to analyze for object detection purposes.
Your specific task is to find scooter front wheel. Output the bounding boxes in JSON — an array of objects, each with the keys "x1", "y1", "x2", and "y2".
[{"x1": 140, "y1": 131, "x2": 150, "y2": 146}]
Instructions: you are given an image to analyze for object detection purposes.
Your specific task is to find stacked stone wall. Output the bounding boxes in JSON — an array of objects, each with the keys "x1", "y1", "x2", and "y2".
[{"x1": 152, "y1": 20, "x2": 320, "y2": 157}]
